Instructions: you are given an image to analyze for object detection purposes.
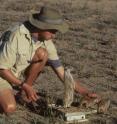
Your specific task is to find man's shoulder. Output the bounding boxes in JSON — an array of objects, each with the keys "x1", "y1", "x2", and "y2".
[
  {"x1": 7, "y1": 23, "x2": 29, "y2": 35},
  {"x1": 0, "y1": 23, "x2": 21, "y2": 41},
  {"x1": 0, "y1": 23, "x2": 28, "y2": 43},
  {"x1": 7, "y1": 23, "x2": 21, "y2": 33}
]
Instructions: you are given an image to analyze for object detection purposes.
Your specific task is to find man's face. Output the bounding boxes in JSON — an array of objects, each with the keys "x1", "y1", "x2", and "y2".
[{"x1": 35, "y1": 29, "x2": 57, "y2": 41}]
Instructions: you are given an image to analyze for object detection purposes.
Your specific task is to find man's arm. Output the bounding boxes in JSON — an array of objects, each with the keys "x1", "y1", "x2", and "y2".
[
  {"x1": 0, "y1": 31, "x2": 38, "y2": 101},
  {"x1": 0, "y1": 69, "x2": 22, "y2": 85},
  {"x1": 46, "y1": 40, "x2": 98, "y2": 98},
  {"x1": 0, "y1": 69, "x2": 38, "y2": 101},
  {"x1": 53, "y1": 65, "x2": 98, "y2": 97},
  {"x1": 53, "y1": 65, "x2": 64, "y2": 82}
]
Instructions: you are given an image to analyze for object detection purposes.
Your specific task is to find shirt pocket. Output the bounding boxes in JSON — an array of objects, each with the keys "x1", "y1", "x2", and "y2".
[{"x1": 16, "y1": 52, "x2": 29, "y2": 65}]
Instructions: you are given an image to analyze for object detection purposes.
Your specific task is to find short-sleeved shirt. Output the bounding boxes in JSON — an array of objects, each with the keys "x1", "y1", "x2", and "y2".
[{"x1": 0, "y1": 24, "x2": 59, "y2": 78}]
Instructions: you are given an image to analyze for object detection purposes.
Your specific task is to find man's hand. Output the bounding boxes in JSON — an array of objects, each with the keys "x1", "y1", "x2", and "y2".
[{"x1": 22, "y1": 83, "x2": 39, "y2": 102}]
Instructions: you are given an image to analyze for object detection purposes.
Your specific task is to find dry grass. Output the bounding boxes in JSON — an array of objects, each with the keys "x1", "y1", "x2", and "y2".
[{"x1": 0, "y1": 0, "x2": 117, "y2": 123}]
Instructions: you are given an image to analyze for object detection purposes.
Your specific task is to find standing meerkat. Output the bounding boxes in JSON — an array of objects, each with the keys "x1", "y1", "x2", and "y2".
[
  {"x1": 63, "y1": 69, "x2": 75, "y2": 108},
  {"x1": 97, "y1": 99, "x2": 110, "y2": 114}
]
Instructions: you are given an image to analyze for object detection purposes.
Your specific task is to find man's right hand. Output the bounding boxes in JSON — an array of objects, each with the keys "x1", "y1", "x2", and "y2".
[{"x1": 21, "y1": 83, "x2": 39, "y2": 102}]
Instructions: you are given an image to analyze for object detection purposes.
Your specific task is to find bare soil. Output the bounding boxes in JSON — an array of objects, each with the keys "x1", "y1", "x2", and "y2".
[{"x1": 0, "y1": 0, "x2": 117, "y2": 124}]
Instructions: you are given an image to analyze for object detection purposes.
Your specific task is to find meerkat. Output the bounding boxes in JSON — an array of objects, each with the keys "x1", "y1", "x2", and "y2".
[
  {"x1": 97, "y1": 99, "x2": 110, "y2": 114},
  {"x1": 63, "y1": 69, "x2": 75, "y2": 108},
  {"x1": 80, "y1": 96, "x2": 99, "y2": 108}
]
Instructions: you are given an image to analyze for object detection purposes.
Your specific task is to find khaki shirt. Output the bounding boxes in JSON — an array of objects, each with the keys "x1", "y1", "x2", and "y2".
[{"x1": 0, "y1": 24, "x2": 59, "y2": 77}]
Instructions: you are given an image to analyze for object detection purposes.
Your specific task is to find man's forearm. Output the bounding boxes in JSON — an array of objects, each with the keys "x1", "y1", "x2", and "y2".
[
  {"x1": 0, "y1": 69, "x2": 22, "y2": 85},
  {"x1": 54, "y1": 66, "x2": 90, "y2": 95},
  {"x1": 54, "y1": 66, "x2": 65, "y2": 82}
]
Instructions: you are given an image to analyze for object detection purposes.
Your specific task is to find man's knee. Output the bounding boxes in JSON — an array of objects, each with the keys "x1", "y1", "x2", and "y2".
[
  {"x1": 4, "y1": 104, "x2": 16, "y2": 114},
  {"x1": 35, "y1": 48, "x2": 48, "y2": 61}
]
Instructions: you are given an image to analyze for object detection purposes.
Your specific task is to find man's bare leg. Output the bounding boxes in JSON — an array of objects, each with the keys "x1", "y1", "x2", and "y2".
[
  {"x1": 0, "y1": 89, "x2": 16, "y2": 115},
  {"x1": 24, "y1": 48, "x2": 48, "y2": 86}
]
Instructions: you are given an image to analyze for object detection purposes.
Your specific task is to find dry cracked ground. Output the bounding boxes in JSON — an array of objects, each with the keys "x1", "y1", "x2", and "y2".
[{"x1": 0, "y1": 0, "x2": 117, "y2": 124}]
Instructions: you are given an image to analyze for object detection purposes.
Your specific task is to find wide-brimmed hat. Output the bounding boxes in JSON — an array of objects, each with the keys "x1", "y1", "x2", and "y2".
[{"x1": 29, "y1": 7, "x2": 69, "y2": 33}]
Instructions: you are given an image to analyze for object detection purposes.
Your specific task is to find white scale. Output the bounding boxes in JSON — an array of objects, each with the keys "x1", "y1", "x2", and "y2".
[{"x1": 48, "y1": 104, "x2": 97, "y2": 123}]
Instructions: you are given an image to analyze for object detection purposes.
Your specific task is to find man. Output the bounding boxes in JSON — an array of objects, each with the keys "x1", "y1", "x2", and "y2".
[{"x1": 0, "y1": 7, "x2": 99, "y2": 115}]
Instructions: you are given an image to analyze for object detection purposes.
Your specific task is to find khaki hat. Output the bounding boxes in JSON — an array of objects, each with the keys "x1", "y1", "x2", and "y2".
[{"x1": 29, "y1": 7, "x2": 69, "y2": 33}]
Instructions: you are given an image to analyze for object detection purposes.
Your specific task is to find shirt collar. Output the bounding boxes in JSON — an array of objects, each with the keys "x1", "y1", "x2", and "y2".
[{"x1": 31, "y1": 35, "x2": 38, "y2": 43}]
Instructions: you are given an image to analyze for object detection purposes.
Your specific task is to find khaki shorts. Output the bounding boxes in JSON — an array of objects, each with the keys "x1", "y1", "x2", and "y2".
[
  {"x1": 0, "y1": 69, "x2": 25, "y2": 91},
  {"x1": 0, "y1": 78, "x2": 12, "y2": 91}
]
